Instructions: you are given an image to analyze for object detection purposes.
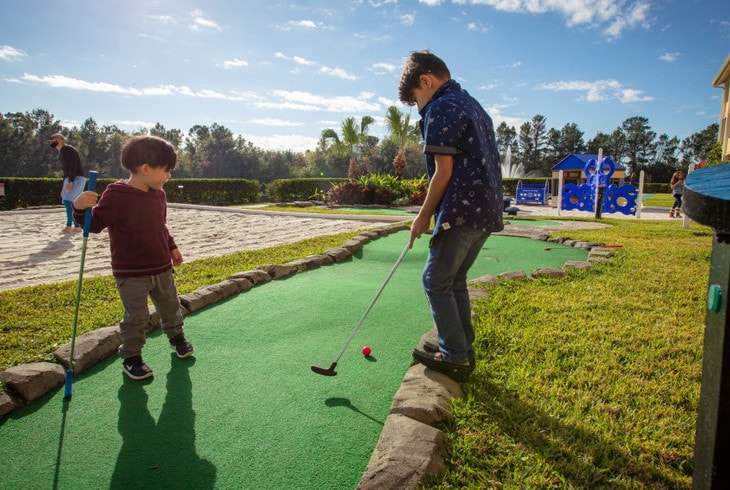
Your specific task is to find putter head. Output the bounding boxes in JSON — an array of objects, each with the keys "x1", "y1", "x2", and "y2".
[{"x1": 311, "y1": 362, "x2": 338, "y2": 376}]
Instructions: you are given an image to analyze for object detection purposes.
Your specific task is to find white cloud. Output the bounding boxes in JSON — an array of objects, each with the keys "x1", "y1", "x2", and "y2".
[
  {"x1": 539, "y1": 79, "x2": 653, "y2": 103},
  {"x1": 370, "y1": 62, "x2": 398, "y2": 75},
  {"x1": 0, "y1": 45, "x2": 26, "y2": 61},
  {"x1": 478, "y1": 81, "x2": 498, "y2": 90},
  {"x1": 467, "y1": 21, "x2": 489, "y2": 32},
  {"x1": 400, "y1": 13, "x2": 416, "y2": 26},
  {"x1": 320, "y1": 66, "x2": 358, "y2": 80},
  {"x1": 275, "y1": 52, "x2": 317, "y2": 66},
  {"x1": 484, "y1": 103, "x2": 526, "y2": 129},
  {"x1": 189, "y1": 9, "x2": 221, "y2": 31},
  {"x1": 20, "y1": 73, "x2": 253, "y2": 101},
  {"x1": 149, "y1": 14, "x2": 176, "y2": 25},
  {"x1": 378, "y1": 96, "x2": 398, "y2": 107},
  {"x1": 278, "y1": 20, "x2": 321, "y2": 30},
  {"x1": 243, "y1": 133, "x2": 319, "y2": 152},
  {"x1": 659, "y1": 52, "x2": 681, "y2": 63},
  {"x1": 250, "y1": 118, "x2": 303, "y2": 127},
  {"x1": 618, "y1": 88, "x2": 653, "y2": 103},
  {"x1": 110, "y1": 120, "x2": 156, "y2": 128},
  {"x1": 222, "y1": 57, "x2": 249, "y2": 69},
  {"x1": 258, "y1": 90, "x2": 381, "y2": 113},
  {"x1": 275, "y1": 52, "x2": 357, "y2": 80},
  {"x1": 426, "y1": 0, "x2": 652, "y2": 38}
]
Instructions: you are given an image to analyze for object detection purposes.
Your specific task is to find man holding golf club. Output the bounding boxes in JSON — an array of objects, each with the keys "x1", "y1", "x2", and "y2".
[
  {"x1": 400, "y1": 50, "x2": 503, "y2": 382},
  {"x1": 73, "y1": 135, "x2": 194, "y2": 381}
]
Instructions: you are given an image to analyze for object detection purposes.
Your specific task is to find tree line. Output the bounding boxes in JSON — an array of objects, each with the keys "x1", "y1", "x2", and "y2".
[{"x1": 0, "y1": 108, "x2": 720, "y2": 184}]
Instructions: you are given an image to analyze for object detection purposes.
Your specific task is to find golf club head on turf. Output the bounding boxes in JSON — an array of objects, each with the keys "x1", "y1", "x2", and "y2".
[{"x1": 311, "y1": 362, "x2": 337, "y2": 376}]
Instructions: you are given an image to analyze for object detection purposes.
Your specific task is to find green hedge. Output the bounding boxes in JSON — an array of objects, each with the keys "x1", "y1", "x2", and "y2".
[
  {"x1": 644, "y1": 183, "x2": 671, "y2": 193},
  {"x1": 164, "y1": 178, "x2": 260, "y2": 205},
  {"x1": 265, "y1": 177, "x2": 553, "y2": 203},
  {"x1": 0, "y1": 177, "x2": 261, "y2": 211}
]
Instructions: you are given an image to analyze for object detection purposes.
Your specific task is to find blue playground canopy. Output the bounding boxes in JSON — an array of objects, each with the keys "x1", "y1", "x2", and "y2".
[{"x1": 551, "y1": 153, "x2": 626, "y2": 172}]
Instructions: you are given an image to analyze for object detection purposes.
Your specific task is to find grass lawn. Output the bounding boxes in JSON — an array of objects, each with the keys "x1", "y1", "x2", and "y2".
[
  {"x1": 434, "y1": 218, "x2": 711, "y2": 488},
  {"x1": 0, "y1": 217, "x2": 713, "y2": 487},
  {"x1": 642, "y1": 193, "x2": 676, "y2": 207}
]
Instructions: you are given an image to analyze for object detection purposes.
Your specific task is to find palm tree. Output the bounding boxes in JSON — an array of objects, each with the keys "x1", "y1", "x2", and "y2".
[
  {"x1": 321, "y1": 116, "x2": 375, "y2": 180},
  {"x1": 384, "y1": 106, "x2": 420, "y2": 178}
]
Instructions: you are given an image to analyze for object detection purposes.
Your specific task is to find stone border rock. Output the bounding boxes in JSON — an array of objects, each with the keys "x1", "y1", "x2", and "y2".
[{"x1": 0, "y1": 223, "x2": 617, "y2": 488}]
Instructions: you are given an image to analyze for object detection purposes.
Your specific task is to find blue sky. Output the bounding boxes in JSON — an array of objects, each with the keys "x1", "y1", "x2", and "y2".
[{"x1": 1, "y1": 0, "x2": 728, "y2": 152}]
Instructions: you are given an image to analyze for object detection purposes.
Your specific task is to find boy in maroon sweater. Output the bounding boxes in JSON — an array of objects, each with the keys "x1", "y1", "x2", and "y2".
[{"x1": 73, "y1": 135, "x2": 194, "y2": 380}]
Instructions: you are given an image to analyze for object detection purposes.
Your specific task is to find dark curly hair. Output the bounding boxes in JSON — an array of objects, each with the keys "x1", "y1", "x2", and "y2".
[
  {"x1": 120, "y1": 135, "x2": 178, "y2": 172},
  {"x1": 398, "y1": 50, "x2": 451, "y2": 105}
]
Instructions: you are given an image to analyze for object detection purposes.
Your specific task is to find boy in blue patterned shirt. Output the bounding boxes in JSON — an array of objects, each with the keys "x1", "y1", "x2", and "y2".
[{"x1": 400, "y1": 50, "x2": 503, "y2": 382}]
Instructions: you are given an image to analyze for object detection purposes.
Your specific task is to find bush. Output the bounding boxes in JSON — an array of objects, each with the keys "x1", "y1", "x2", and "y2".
[
  {"x1": 265, "y1": 178, "x2": 347, "y2": 202},
  {"x1": 328, "y1": 174, "x2": 428, "y2": 206},
  {"x1": 327, "y1": 180, "x2": 365, "y2": 205}
]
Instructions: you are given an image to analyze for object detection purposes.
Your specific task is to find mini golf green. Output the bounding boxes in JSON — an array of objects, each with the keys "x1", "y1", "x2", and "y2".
[{"x1": 0, "y1": 231, "x2": 588, "y2": 489}]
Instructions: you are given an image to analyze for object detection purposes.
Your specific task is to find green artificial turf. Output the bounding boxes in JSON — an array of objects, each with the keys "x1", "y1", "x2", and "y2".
[{"x1": 0, "y1": 231, "x2": 586, "y2": 489}]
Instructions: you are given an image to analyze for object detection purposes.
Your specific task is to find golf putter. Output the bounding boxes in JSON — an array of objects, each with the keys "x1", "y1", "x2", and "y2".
[
  {"x1": 311, "y1": 241, "x2": 410, "y2": 376},
  {"x1": 64, "y1": 171, "x2": 98, "y2": 399}
]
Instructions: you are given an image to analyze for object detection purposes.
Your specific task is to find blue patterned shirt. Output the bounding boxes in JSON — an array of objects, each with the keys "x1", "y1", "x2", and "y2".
[{"x1": 419, "y1": 79, "x2": 504, "y2": 237}]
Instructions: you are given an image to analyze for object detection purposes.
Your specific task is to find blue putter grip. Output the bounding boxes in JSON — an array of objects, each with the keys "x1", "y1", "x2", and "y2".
[
  {"x1": 82, "y1": 171, "x2": 98, "y2": 238},
  {"x1": 64, "y1": 371, "x2": 73, "y2": 398}
]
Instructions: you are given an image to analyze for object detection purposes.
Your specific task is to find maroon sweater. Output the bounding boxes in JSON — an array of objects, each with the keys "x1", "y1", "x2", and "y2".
[{"x1": 73, "y1": 180, "x2": 177, "y2": 278}]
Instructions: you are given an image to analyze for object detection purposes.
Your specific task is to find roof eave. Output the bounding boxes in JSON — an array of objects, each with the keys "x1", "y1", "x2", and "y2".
[{"x1": 712, "y1": 54, "x2": 730, "y2": 88}]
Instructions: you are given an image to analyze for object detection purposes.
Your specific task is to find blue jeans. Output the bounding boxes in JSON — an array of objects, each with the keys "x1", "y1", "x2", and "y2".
[
  {"x1": 422, "y1": 226, "x2": 490, "y2": 363},
  {"x1": 673, "y1": 194, "x2": 682, "y2": 209}
]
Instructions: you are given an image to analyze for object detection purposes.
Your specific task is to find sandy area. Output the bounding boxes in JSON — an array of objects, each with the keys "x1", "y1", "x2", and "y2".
[
  {"x1": 0, "y1": 203, "x2": 675, "y2": 292},
  {"x1": 0, "y1": 205, "x2": 403, "y2": 292}
]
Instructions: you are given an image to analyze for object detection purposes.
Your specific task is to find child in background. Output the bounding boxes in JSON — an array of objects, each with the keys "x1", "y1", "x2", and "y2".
[
  {"x1": 73, "y1": 135, "x2": 194, "y2": 381},
  {"x1": 670, "y1": 170, "x2": 684, "y2": 218}
]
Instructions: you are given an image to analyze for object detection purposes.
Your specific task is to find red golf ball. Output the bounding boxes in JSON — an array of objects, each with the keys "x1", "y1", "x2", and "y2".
[{"x1": 362, "y1": 346, "x2": 372, "y2": 357}]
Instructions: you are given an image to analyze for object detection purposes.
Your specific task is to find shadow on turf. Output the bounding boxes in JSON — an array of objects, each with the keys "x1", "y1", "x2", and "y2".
[
  {"x1": 52, "y1": 398, "x2": 70, "y2": 490},
  {"x1": 325, "y1": 397, "x2": 384, "y2": 426},
  {"x1": 110, "y1": 355, "x2": 217, "y2": 489}
]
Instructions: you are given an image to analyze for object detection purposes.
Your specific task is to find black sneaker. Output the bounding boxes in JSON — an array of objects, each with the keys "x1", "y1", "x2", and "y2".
[
  {"x1": 122, "y1": 355, "x2": 154, "y2": 380},
  {"x1": 170, "y1": 334, "x2": 194, "y2": 359},
  {"x1": 412, "y1": 349, "x2": 470, "y2": 382},
  {"x1": 422, "y1": 341, "x2": 476, "y2": 373}
]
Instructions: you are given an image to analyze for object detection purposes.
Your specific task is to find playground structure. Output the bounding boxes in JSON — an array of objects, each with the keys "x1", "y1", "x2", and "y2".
[{"x1": 559, "y1": 155, "x2": 639, "y2": 216}]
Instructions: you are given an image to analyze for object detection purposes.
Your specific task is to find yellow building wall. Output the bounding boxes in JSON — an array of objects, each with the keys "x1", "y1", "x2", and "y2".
[{"x1": 713, "y1": 54, "x2": 730, "y2": 161}]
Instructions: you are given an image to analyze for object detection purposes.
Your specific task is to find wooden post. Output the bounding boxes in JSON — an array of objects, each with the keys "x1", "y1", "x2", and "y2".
[
  {"x1": 557, "y1": 170, "x2": 564, "y2": 216},
  {"x1": 683, "y1": 165, "x2": 730, "y2": 489},
  {"x1": 594, "y1": 149, "x2": 604, "y2": 219},
  {"x1": 636, "y1": 170, "x2": 645, "y2": 219}
]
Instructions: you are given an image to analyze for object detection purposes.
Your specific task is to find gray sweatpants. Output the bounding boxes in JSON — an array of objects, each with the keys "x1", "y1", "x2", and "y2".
[{"x1": 115, "y1": 269, "x2": 184, "y2": 359}]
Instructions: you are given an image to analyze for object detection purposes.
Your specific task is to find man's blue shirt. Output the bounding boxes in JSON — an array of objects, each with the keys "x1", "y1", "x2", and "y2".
[{"x1": 419, "y1": 79, "x2": 504, "y2": 236}]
